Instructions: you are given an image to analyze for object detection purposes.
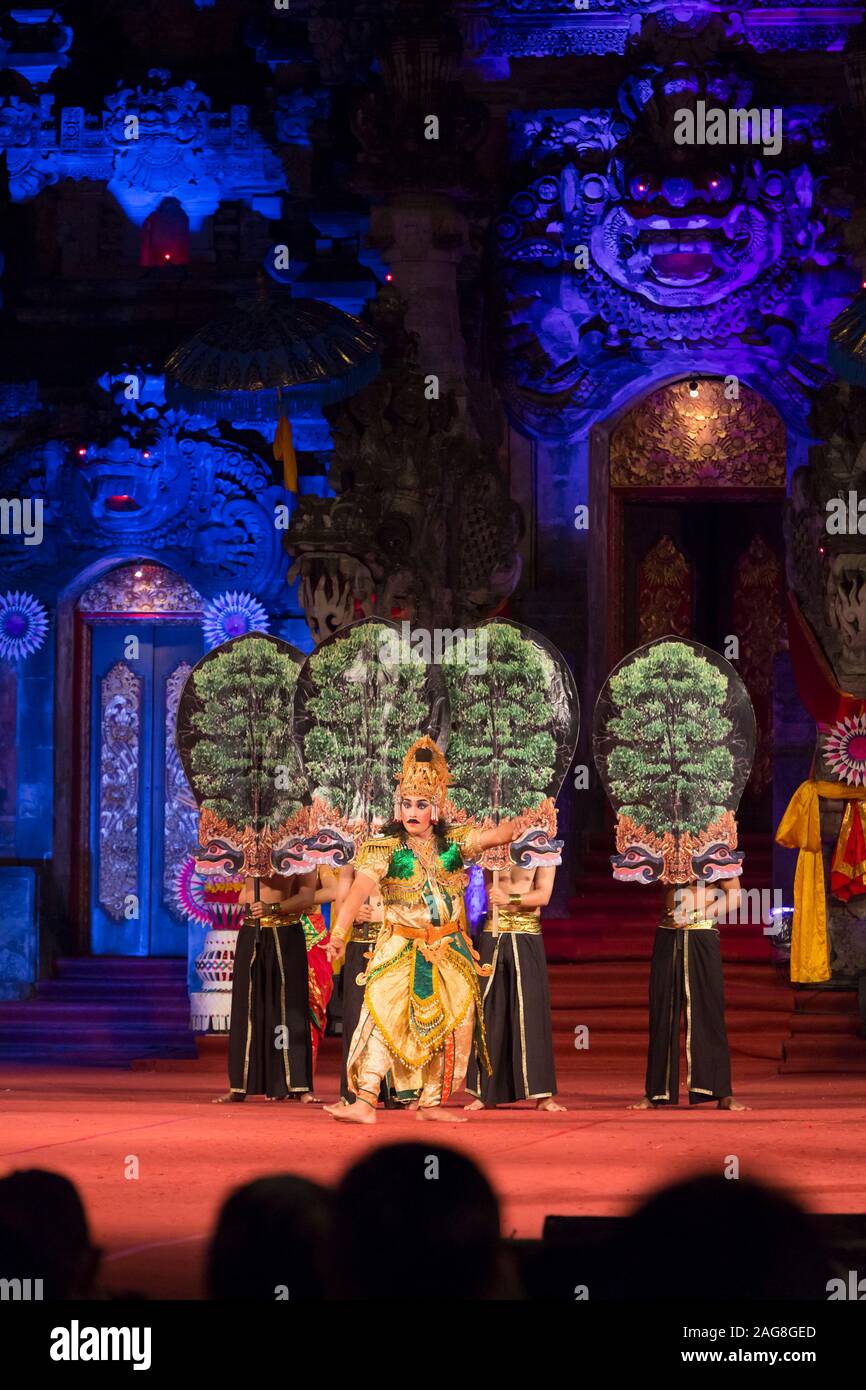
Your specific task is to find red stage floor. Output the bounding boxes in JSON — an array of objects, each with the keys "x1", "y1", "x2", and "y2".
[{"x1": 3, "y1": 1033, "x2": 866, "y2": 1298}]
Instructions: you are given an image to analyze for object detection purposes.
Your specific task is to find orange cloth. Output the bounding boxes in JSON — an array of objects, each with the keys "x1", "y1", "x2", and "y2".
[
  {"x1": 830, "y1": 801, "x2": 866, "y2": 901},
  {"x1": 273, "y1": 415, "x2": 297, "y2": 494},
  {"x1": 776, "y1": 780, "x2": 866, "y2": 983}
]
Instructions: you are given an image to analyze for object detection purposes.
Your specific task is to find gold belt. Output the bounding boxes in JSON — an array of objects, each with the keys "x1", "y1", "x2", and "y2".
[
  {"x1": 350, "y1": 923, "x2": 382, "y2": 944},
  {"x1": 484, "y1": 912, "x2": 541, "y2": 935},
  {"x1": 659, "y1": 917, "x2": 716, "y2": 931},
  {"x1": 244, "y1": 910, "x2": 299, "y2": 929}
]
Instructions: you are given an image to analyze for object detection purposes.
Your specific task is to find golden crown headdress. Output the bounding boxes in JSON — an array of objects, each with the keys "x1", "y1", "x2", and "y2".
[{"x1": 396, "y1": 736, "x2": 450, "y2": 808}]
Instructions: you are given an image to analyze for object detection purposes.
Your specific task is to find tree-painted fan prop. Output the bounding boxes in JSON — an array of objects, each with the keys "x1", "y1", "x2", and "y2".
[
  {"x1": 176, "y1": 632, "x2": 310, "y2": 886},
  {"x1": 292, "y1": 618, "x2": 450, "y2": 869},
  {"x1": 592, "y1": 637, "x2": 756, "y2": 886},
  {"x1": 441, "y1": 620, "x2": 579, "y2": 870}
]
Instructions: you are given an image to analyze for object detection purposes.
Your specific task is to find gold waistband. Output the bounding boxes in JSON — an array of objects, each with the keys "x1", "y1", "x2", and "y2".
[
  {"x1": 484, "y1": 912, "x2": 541, "y2": 935},
  {"x1": 244, "y1": 910, "x2": 300, "y2": 929},
  {"x1": 659, "y1": 917, "x2": 716, "y2": 931},
  {"x1": 350, "y1": 923, "x2": 382, "y2": 944}
]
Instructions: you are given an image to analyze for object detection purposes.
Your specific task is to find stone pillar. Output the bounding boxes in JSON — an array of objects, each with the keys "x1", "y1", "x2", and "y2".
[{"x1": 368, "y1": 194, "x2": 468, "y2": 398}]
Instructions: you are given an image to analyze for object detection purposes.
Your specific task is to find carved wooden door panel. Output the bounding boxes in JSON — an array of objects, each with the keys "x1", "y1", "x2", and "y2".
[
  {"x1": 622, "y1": 499, "x2": 785, "y2": 824},
  {"x1": 89, "y1": 623, "x2": 202, "y2": 956}
]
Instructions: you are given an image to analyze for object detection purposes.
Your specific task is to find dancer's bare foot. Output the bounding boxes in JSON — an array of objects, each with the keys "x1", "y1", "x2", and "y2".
[
  {"x1": 329, "y1": 1099, "x2": 376, "y2": 1124},
  {"x1": 213, "y1": 1092, "x2": 244, "y2": 1104},
  {"x1": 464, "y1": 1098, "x2": 486, "y2": 1111},
  {"x1": 417, "y1": 1106, "x2": 467, "y2": 1123},
  {"x1": 718, "y1": 1096, "x2": 750, "y2": 1111},
  {"x1": 627, "y1": 1097, "x2": 656, "y2": 1110},
  {"x1": 536, "y1": 1097, "x2": 566, "y2": 1112},
  {"x1": 322, "y1": 1099, "x2": 350, "y2": 1116},
  {"x1": 300, "y1": 1091, "x2": 321, "y2": 1104}
]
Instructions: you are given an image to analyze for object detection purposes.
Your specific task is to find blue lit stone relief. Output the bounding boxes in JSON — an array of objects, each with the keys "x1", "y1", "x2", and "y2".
[
  {"x1": 0, "y1": 373, "x2": 294, "y2": 615},
  {"x1": 494, "y1": 37, "x2": 860, "y2": 440},
  {"x1": 0, "y1": 69, "x2": 287, "y2": 225}
]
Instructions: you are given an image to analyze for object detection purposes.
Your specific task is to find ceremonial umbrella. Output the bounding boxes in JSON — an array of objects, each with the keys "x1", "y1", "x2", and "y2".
[
  {"x1": 829, "y1": 290, "x2": 866, "y2": 387},
  {"x1": 164, "y1": 286, "x2": 379, "y2": 490}
]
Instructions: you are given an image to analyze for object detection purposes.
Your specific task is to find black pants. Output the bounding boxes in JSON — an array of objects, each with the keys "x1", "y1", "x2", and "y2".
[
  {"x1": 466, "y1": 926, "x2": 557, "y2": 1104},
  {"x1": 645, "y1": 925, "x2": 732, "y2": 1105},
  {"x1": 339, "y1": 939, "x2": 399, "y2": 1107},
  {"x1": 228, "y1": 923, "x2": 312, "y2": 1097}
]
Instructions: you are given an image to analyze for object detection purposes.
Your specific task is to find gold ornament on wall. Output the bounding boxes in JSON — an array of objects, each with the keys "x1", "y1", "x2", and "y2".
[{"x1": 611, "y1": 379, "x2": 786, "y2": 488}]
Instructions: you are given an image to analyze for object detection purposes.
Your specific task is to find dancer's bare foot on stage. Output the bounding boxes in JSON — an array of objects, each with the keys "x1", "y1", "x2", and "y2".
[
  {"x1": 300, "y1": 1091, "x2": 321, "y2": 1104},
  {"x1": 718, "y1": 1096, "x2": 750, "y2": 1111},
  {"x1": 329, "y1": 1098, "x2": 376, "y2": 1124},
  {"x1": 213, "y1": 1092, "x2": 244, "y2": 1104},
  {"x1": 464, "y1": 1098, "x2": 488, "y2": 1111},
  {"x1": 322, "y1": 1099, "x2": 350, "y2": 1116},
  {"x1": 536, "y1": 1097, "x2": 566, "y2": 1112},
  {"x1": 627, "y1": 1097, "x2": 656, "y2": 1109},
  {"x1": 417, "y1": 1106, "x2": 467, "y2": 1123}
]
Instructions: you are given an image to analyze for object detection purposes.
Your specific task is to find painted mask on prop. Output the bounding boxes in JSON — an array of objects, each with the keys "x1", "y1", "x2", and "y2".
[{"x1": 593, "y1": 637, "x2": 756, "y2": 886}]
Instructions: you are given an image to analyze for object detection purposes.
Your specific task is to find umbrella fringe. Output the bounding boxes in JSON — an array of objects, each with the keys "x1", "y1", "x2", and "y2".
[{"x1": 164, "y1": 353, "x2": 380, "y2": 419}]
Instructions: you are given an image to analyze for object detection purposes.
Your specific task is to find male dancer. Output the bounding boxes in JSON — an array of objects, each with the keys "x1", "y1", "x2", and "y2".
[
  {"x1": 214, "y1": 869, "x2": 316, "y2": 1103},
  {"x1": 629, "y1": 878, "x2": 748, "y2": 1111},
  {"x1": 324, "y1": 738, "x2": 521, "y2": 1125},
  {"x1": 465, "y1": 860, "x2": 563, "y2": 1111}
]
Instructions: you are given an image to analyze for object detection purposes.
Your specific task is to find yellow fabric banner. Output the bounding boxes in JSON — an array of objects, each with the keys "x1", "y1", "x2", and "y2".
[{"x1": 776, "y1": 780, "x2": 866, "y2": 983}]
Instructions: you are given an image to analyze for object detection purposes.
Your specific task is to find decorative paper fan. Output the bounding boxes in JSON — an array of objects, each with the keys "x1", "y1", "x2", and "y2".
[
  {"x1": 202, "y1": 592, "x2": 269, "y2": 649},
  {"x1": 0, "y1": 591, "x2": 49, "y2": 661},
  {"x1": 823, "y1": 714, "x2": 866, "y2": 787},
  {"x1": 173, "y1": 855, "x2": 246, "y2": 929}
]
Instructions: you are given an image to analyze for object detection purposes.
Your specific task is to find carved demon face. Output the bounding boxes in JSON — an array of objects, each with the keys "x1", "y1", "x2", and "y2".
[
  {"x1": 588, "y1": 163, "x2": 786, "y2": 308},
  {"x1": 72, "y1": 439, "x2": 190, "y2": 533}
]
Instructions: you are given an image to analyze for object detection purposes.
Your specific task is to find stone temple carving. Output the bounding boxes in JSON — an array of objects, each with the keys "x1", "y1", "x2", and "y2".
[{"x1": 494, "y1": 14, "x2": 858, "y2": 438}]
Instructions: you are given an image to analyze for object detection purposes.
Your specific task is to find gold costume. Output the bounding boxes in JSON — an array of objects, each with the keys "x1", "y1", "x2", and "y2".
[{"x1": 346, "y1": 821, "x2": 491, "y2": 1106}]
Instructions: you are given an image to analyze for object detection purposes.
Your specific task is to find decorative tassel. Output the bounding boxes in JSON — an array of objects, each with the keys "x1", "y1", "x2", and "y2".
[{"x1": 273, "y1": 413, "x2": 298, "y2": 494}]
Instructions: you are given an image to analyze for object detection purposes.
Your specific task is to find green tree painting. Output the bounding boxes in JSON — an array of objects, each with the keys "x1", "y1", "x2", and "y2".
[
  {"x1": 605, "y1": 642, "x2": 734, "y2": 837},
  {"x1": 188, "y1": 636, "x2": 304, "y2": 833},
  {"x1": 301, "y1": 622, "x2": 430, "y2": 825},
  {"x1": 442, "y1": 623, "x2": 557, "y2": 820}
]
